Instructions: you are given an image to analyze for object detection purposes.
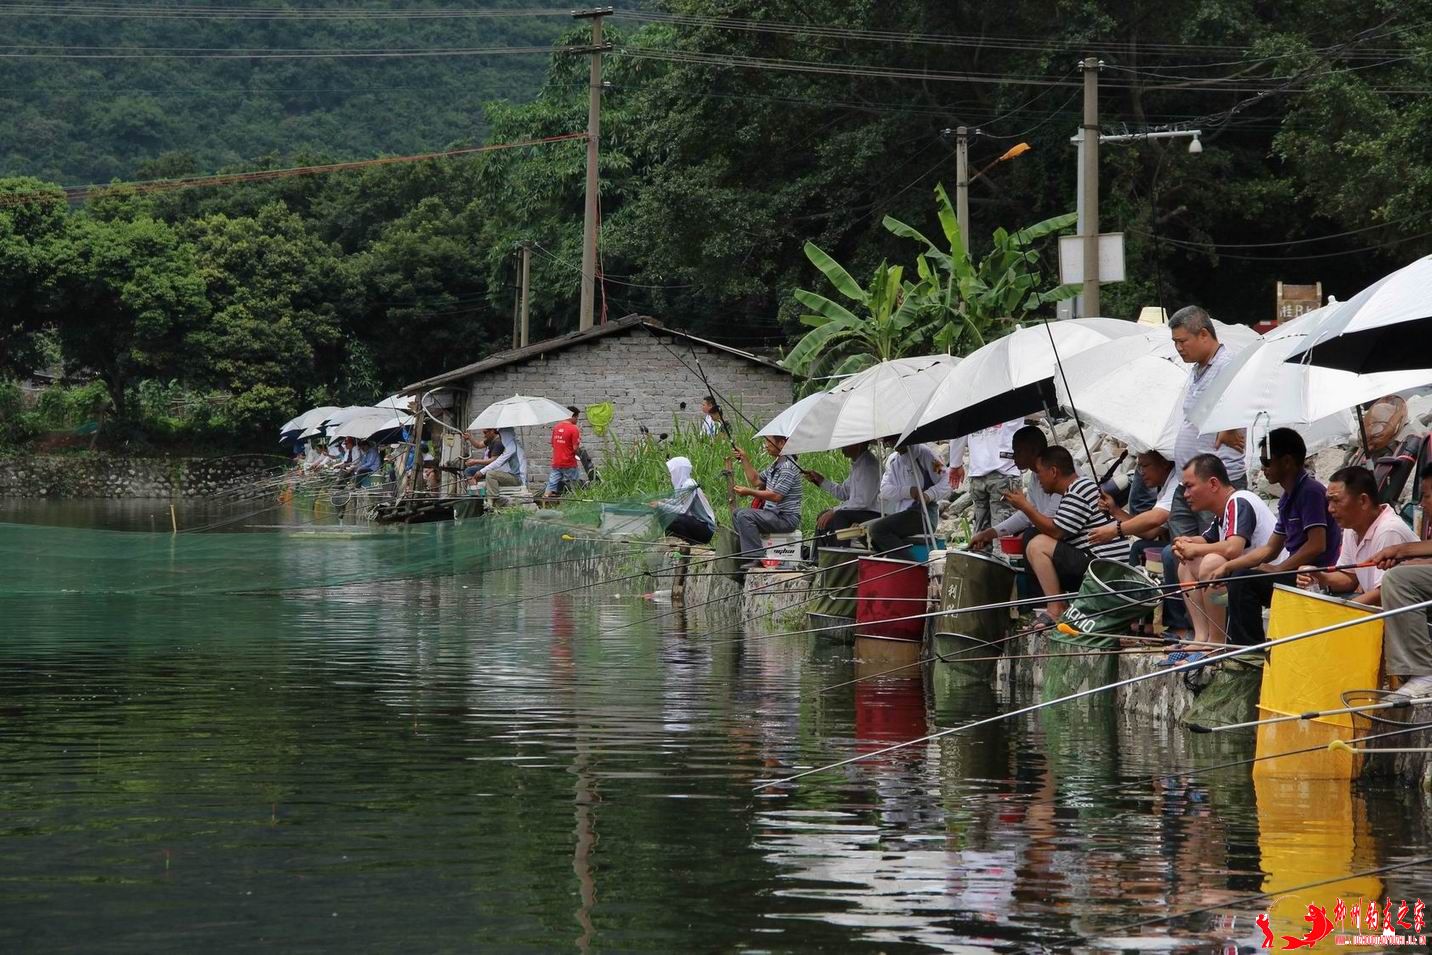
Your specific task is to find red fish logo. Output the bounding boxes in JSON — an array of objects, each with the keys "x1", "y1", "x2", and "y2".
[{"x1": 1280, "y1": 904, "x2": 1334, "y2": 949}]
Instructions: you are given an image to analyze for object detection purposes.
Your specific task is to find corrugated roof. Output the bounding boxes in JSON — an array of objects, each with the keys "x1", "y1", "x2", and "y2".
[{"x1": 403, "y1": 314, "x2": 790, "y2": 392}]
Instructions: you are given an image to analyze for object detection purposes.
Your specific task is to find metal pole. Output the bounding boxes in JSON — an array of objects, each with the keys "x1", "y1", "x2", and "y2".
[
  {"x1": 511, "y1": 249, "x2": 521, "y2": 349},
  {"x1": 519, "y1": 241, "x2": 532, "y2": 348},
  {"x1": 955, "y1": 126, "x2": 970, "y2": 254},
  {"x1": 574, "y1": 8, "x2": 610, "y2": 332},
  {"x1": 1080, "y1": 56, "x2": 1101, "y2": 318}
]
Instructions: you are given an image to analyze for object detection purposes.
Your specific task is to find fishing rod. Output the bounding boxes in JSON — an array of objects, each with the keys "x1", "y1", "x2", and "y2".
[
  {"x1": 1074, "y1": 718, "x2": 1432, "y2": 803},
  {"x1": 1328, "y1": 738, "x2": 1432, "y2": 755},
  {"x1": 754, "y1": 593, "x2": 1432, "y2": 790},
  {"x1": 1190, "y1": 695, "x2": 1432, "y2": 734},
  {"x1": 1117, "y1": 855, "x2": 1432, "y2": 933}
]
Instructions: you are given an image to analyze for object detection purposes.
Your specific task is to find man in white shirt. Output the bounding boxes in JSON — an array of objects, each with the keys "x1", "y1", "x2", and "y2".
[
  {"x1": 969, "y1": 426, "x2": 1061, "y2": 549},
  {"x1": 803, "y1": 441, "x2": 881, "y2": 546},
  {"x1": 949, "y1": 418, "x2": 1024, "y2": 533},
  {"x1": 865, "y1": 442, "x2": 952, "y2": 555},
  {"x1": 1368, "y1": 465, "x2": 1432, "y2": 699},
  {"x1": 1299, "y1": 465, "x2": 1417, "y2": 606}
]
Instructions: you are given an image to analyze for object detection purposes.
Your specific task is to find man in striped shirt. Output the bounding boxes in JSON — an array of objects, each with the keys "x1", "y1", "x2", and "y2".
[
  {"x1": 731, "y1": 434, "x2": 803, "y2": 568},
  {"x1": 1006, "y1": 445, "x2": 1127, "y2": 621}
]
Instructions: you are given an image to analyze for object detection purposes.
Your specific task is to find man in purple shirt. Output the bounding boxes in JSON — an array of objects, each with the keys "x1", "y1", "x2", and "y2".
[{"x1": 1209, "y1": 428, "x2": 1341, "y2": 645}]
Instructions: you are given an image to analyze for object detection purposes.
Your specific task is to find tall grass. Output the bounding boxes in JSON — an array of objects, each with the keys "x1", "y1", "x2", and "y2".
[{"x1": 568, "y1": 421, "x2": 845, "y2": 530}]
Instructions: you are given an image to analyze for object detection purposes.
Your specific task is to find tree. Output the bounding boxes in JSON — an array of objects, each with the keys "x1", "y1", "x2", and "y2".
[
  {"x1": 0, "y1": 177, "x2": 70, "y2": 375},
  {"x1": 884, "y1": 184, "x2": 1078, "y2": 350},
  {"x1": 184, "y1": 202, "x2": 354, "y2": 431},
  {"x1": 781, "y1": 243, "x2": 939, "y2": 381},
  {"x1": 47, "y1": 214, "x2": 209, "y2": 422}
]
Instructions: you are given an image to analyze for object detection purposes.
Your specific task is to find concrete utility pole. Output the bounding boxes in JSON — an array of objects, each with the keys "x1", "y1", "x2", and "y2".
[
  {"x1": 954, "y1": 126, "x2": 971, "y2": 253},
  {"x1": 519, "y1": 240, "x2": 532, "y2": 348},
  {"x1": 574, "y1": 7, "x2": 612, "y2": 332},
  {"x1": 1080, "y1": 56, "x2": 1101, "y2": 318},
  {"x1": 511, "y1": 248, "x2": 521, "y2": 349}
]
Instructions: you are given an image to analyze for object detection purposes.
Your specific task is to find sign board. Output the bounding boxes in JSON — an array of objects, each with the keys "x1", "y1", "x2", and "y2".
[
  {"x1": 1276, "y1": 281, "x2": 1321, "y2": 324},
  {"x1": 1059, "y1": 233, "x2": 1126, "y2": 285}
]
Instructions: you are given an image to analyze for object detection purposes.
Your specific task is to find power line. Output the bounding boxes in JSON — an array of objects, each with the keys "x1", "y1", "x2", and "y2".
[{"x1": 0, "y1": 133, "x2": 586, "y2": 206}]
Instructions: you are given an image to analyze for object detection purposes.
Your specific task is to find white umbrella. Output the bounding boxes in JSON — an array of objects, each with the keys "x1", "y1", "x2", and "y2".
[
  {"x1": 330, "y1": 411, "x2": 413, "y2": 441},
  {"x1": 279, "y1": 405, "x2": 341, "y2": 437},
  {"x1": 374, "y1": 393, "x2": 416, "y2": 412},
  {"x1": 899, "y1": 318, "x2": 1147, "y2": 444},
  {"x1": 298, "y1": 405, "x2": 392, "y2": 439},
  {"x1": 782, "y1": 355, "x2": 959, "y2": 453},
  {"x1": 756, "y1": 391, "x2": 827, "y2": 440},
  {"x1": 1287, "y1": 254, "x2": 1432, "y2": 373},
  {"x1": 1054, "y1": 320, "x2": 1263, "y2": 455},
  {"x1": 1189, "y1": 306, "x2": 1432, "y2": 433},
  {"x1": 468, "y1": 395, "x2": 572, "y2": 431}
]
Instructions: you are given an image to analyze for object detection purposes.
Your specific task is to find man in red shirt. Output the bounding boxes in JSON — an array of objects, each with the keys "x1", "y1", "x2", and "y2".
[{"x1": 543, "y1": 405, "x2": 583, "y2": 500}]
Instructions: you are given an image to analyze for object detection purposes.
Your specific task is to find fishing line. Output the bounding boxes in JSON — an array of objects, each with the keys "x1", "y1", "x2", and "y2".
[
  {"x1": 754, "y1": 594, "x2": 1432, "y2": 790},
  {"x1": 1190, "y1": 695, "x2": 1432, "y2": 734},
  {"x1": 1117, "y1": 855, "x2": 1432, "y2": 933},
  {"x1": 1040, "y1": 315, "x2": 1098, "y2": 481}
]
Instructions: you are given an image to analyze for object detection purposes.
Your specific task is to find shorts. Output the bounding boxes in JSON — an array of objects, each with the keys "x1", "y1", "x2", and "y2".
[{"x1": 545, "y1": 466, "x2": 581, "y2": 494}]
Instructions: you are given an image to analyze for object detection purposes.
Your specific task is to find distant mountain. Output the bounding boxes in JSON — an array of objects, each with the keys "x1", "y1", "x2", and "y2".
[{"x1": 0, "y1": 0, "x2": 569, "y2": 184}]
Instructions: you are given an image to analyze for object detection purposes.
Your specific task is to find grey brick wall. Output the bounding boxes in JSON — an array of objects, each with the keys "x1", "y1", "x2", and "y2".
[{"x1": 457, "y1": 331, "x2": 793, "y2": 485}]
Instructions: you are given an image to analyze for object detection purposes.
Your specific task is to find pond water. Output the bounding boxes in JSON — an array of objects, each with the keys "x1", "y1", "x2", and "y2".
[{"x1": 2, "y1": 501, "x2": 1429, "y2": 952}]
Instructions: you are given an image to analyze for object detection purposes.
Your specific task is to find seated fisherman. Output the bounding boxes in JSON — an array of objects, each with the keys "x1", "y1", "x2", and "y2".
[
  {"x1": 969, "y1": 426, "x2": 1062, "y2": 551},
  {"x1": 1007, "y1": 445, "x2": 1127, "y2": 624},
  {"x1": 652, "y1": 456, "x2": 717, "y2": 545},
  {"x1": 1368, "y1": 466, "x2": 1432, "y2": 700},
  {"x1": 477, "y1": 427, "x2": 527, "y2": 504},
  {"x1": 731, "y1": 434, "x2": 803, "y2": 569},
  {"x1": 1169, "y1": 453, "x2": 1275, "y2": 657},
  {"x1": 353, "y1": 440, "x2": 382, "y2": 486},
  {"x1": 803, "y1": 441, "x2": 880, "y2": 547},
  {"x1": 1208, "y1": 427, "x2": 1341, "y2": 645},
  {"x1": 865, "y1": 441, "x2": 951, "y2": 555},
  {"x1": 1298, "y1": 465, "x2": 1417, "y2": 605},
  {"x1": 1089, "y1": 449, "x2": 1176, "y2": 565}
]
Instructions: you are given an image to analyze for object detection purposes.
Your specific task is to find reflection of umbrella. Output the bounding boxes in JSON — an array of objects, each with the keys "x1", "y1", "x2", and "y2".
[
  {"x1": 1190, "y1": 306, "x2": 1432, "y2": 432},
  {"x1": 279, "y1": 405, "x2": 341, "y2": 438},
  {"x1": 1055, "y1": 320, "x2": 1262, "y2": 455},
  {"x1": 756, "y1": 392, "x2": 826, "y2": 439},
  {"x1": 331, "y1": 411, "x2": 413, "y2": 441},
  {"x1": 900, "y1": 318, "x2": 1145, "y2": 443},
  {"x1": 783, "y1": 355, "x2": 958, "y2": 453},
  {"x1": 1287, "y1": 254, "x2": 1432, "y2": 373},
  {"x1": 468, "y1": 395, "x2": 572, "y2": 431}
]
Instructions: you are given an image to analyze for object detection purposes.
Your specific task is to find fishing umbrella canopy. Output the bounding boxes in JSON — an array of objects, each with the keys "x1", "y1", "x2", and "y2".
[
  {"x1": 279, "y1": 405, "x2": 341, "y2": 440},
  {"x1": 1189, "y1": 305, "x2": 1432, "y2": 434},
  {"x1": 782, "y1": 355, "x2": 959, "y2": 454},
  {"x1": 756, "y1": 391, "x2": 827, "y2": 439},
  {"x1": 1286, "y1": 254, "x2": 1432, "y2": 373},
  {"x1": 329, "y1": 410, "x2": 414, "y2": 441},
  {"x1": 1054, "y1": 320, "x2": 1263, "y2": 455},
  {"x1": 297, "y1": 405, "x2": 391, "y2": 439},
  {"x1": 899, "y1": 318, "x2": 1146, "y2": 444},
  {"x1": 468, "y1": 395, "x2": 573, "y2": 431}
]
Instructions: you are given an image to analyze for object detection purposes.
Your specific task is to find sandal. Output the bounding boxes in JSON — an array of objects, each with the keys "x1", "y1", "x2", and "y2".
[{"x1": 1155, "y1": 651, "x2": 1191, "y2": 667}]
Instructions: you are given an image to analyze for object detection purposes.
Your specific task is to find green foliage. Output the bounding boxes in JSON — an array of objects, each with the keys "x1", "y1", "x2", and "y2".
[{"x1": 568, "y1": 422, "x2": 841, "y2": 531}]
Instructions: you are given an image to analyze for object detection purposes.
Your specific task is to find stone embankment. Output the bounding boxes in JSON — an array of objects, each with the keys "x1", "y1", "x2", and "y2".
[{"x1": 0, "y1": 453, "x2": 282, "y2": 499}]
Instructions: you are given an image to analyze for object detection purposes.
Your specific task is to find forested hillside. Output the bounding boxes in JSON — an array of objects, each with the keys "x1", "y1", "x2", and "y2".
[{"x1": 2, "y1": 0, "x2": 1430, "y2": 448}]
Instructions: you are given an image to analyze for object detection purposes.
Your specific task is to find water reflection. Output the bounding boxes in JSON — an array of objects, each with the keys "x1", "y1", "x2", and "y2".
[{"x1": 1, "y1": 502, "x2": 1430, "y2": 951}]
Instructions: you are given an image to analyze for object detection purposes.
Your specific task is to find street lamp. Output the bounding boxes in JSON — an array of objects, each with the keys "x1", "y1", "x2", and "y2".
[{"x1": 941, "y1": 127, "x2": 1034, "y2": 251}]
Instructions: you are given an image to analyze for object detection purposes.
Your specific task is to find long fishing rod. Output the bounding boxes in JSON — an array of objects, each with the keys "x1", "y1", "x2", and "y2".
[
  {"x1": 1075, "y1": 718, "x2": 1432, "y2": 803},
  {"x1": 1117, "y1": 855, "x2": 1432, "y2": 933},
  {"x1": 754, "y1": 594, "x2": 1432, "y2": 790},
  {"x1": 1190, "y1": 695, "x2": 1432, "y2": 734}
]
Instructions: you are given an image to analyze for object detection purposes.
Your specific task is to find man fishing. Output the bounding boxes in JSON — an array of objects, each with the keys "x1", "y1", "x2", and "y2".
[
  {"x1": 1297, "y1": 465, "x2": 1416, "y2": 606},
  {"x1": 1089, "y1": 450, "x2": 1176, "y2": 565},
  {"x1": 864, "y1": 440, "x2": 951, "y2": 556},
  {"x1": 1367, "y1": 464, "x2": 1432, "y2": 700},
  {"x1": 1207, "y1": 427, "x2": 1341, "y2": 646},
  {"x1": 969, "y1": 426, "x2": 1062, "y2": 551},
  {"x1": 730, "y1": 433, "x2": 802, "y2": 570},
  {"x1": 803, "y1": 441, "x2": 880, "y2": 547}
]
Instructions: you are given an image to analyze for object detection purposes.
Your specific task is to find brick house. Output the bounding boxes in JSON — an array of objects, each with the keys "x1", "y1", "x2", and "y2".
[{"x1": 403, "y1": 315, "x2": 795, "y2": 486}]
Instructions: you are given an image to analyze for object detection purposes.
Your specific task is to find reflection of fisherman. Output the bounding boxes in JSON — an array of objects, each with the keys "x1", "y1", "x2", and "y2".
[
  {"x1": 652, "y1": 456, "x2": 717, "y2": 545},
  {"x1": 865, "y1": 442, "x2": 950, "y2": 555},
  {"x1": 731, "y1": 434, "x2": 803, "y2": 567}
]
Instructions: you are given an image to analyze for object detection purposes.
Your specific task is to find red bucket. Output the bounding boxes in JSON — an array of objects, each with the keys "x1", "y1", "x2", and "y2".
[
  {"x1": 998, "y1": 534, "x2": 1025, "y2": 557},
  {"x1": 855, "y1": 556, "x2": 930, "y2": 642}
]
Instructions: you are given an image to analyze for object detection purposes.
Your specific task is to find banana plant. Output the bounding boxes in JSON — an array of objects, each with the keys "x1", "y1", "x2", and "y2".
[
  {"x1": 884, "y1": 183, "x2": 1080, "y2": 351},
  {"x1": 781, "y1": 241, "x2": 942, "y2": 383}
]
